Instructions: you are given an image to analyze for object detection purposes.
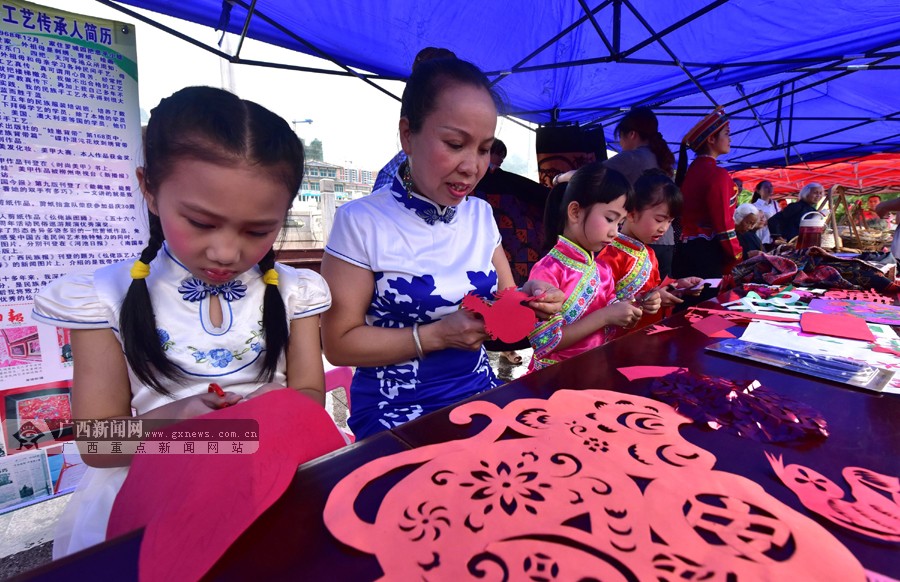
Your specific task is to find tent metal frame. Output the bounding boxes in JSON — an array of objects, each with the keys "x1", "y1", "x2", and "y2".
[{"x1": 95, "y1": 0, "x2": 900, "y2": 172}]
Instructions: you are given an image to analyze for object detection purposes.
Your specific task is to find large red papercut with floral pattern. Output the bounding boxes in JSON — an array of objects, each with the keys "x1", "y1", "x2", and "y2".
[{"x1": 324, "y1": 390, "x2": 864, "y2": 580}]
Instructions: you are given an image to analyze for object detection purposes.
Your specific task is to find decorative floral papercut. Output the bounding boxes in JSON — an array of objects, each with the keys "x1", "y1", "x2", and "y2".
[{"x1": 324, "y1": 390, "x2": 864, "y2": 580}]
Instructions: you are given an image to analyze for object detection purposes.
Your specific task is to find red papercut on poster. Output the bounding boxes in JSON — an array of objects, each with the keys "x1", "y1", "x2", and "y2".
[
  {"x1": 800, "y1": 312, "x2": 876, "y2": 343},
  {"x1": 823, "y1": 289, "x2": 893, "y2": 304},
  {"x1": 808, "y1": 298, "x2": 900, "y2": 326},
  {"x1": 108, "y1": 390, "x2": 346, "y2": 582},
  {"x1": 691, "y1": 314, "x2": 736, "y2": 338},
  {"x1": 324, "y1": 390, "x2": 864, "y2": 580},
  {"x1": 766, "y1": 453, "x2": 900, "y2": 542},
  {"x1": 617, "y1": 366, "x2": 686, "y2": 381},
  {"x1": 461, "y1": 288, "x2": 537, "y2": 343}
]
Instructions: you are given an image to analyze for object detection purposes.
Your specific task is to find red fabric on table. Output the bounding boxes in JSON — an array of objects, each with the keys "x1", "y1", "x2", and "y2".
[
  {"x1": 107, "y1": 389, "x2": 346, "y2": 582},
  {"x1": 799, "y1": 312, "x2": 875, "y2": 343}
]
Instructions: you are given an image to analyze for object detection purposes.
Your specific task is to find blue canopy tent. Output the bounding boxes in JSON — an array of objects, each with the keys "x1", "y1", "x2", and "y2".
[{"x1": 98, "y1": 0, "x2": 900, "y2": 171}]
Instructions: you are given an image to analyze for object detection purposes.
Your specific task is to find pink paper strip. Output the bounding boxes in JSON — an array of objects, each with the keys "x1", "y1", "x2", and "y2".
[
  {"x1": 108, "y1": 390, "x2": 346, "y2": 582},
  {"x1": 617, "y1": 366, "x2": 687, "y2": 381},
  {"x1": 686, "y1": 307, "x2": 798, "y2": 323},
  {"x1": 872, "y1": 344, "x2": 900, "y2": 358}
]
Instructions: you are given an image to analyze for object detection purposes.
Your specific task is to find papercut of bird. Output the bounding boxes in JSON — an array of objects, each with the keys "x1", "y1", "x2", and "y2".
[
  {"x1": 461, "y1": 288, "x2": 537, "y2": 344},
  {"x1": 766, "y1": 452, "x2": 900, "y2": 541}
]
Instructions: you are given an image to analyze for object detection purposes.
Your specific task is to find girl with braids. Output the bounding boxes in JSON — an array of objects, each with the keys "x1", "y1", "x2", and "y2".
[
  {"x1": 527, "y1": 162, "x2": 656, "y2": 371},
  {"x1": 33, "y1": 86, "x2": 331, "y2": 556}
]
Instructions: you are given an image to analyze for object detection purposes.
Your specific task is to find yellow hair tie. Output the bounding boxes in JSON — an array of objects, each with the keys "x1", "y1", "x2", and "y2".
[
  {"x1": 130, "y1": 260, "x2": 150, "y2": 280},
  {"x1": 262, "y1": 268, "x2": 279, "y2": 286}
]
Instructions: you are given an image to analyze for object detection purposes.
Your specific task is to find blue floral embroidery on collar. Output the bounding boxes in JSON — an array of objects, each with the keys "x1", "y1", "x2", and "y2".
[
  {"x1": 390, "y1": 184, "x2": 457, "y2": 225},
  {"x1": 178, "y1": 278, "x2": 247, "y2": 302}
]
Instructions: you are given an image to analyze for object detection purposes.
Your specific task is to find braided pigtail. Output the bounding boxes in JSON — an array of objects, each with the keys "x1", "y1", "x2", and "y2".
[
  {"x1": 120, "y1": 213, "x2": 181, "y2": 395},
  {"x1": 257, "y1": 248, "x2": 289, "y2": 382}
]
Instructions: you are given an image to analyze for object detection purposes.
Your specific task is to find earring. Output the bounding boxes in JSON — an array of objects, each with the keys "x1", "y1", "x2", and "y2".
[{"x1": 402, "y1": 163, "x2": 414, "y2": 199}]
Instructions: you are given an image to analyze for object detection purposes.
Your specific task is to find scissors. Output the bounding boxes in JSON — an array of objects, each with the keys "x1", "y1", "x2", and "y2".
[{"x1": 632, "y1": 283, "x2": 676, "y2": 306}]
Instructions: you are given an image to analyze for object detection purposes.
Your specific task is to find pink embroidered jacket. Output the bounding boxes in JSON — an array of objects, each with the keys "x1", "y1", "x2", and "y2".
[{"x1": 527, "y1": 236, "x2": 617, "y2": 370}]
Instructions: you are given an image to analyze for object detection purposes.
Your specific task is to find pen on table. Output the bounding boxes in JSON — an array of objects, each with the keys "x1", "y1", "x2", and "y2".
[{"x1": 746, "y1": 343, "x2": 868, "y2": 377}]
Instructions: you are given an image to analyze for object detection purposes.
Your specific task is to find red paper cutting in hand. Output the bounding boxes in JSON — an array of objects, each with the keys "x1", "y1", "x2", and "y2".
[
  {"x1": 766, "y1": 453, "x2": 900, "y2": 542},
  {"x1": 461, "y1": 288, "x2": 537, "y2": 343},
  {"x1": 107, "y1": 390, "x2": 346, "y2": 582},
  {"x1": 323, "y1": 390, "x2": 862, "y2": 580},
  {"x1": 800, "y1": 312, "x2": 876, "y2": 343}
]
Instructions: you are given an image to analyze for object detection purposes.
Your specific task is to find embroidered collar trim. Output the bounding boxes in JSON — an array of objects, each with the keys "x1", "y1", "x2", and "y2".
[
  {"x1": 391, "y1": 165, "x2": 457, "y2": 225},
  {"x1": 555, "y1": 236, "x2": 594, "y2": 265},
  {"x1": 178, "y1": 278, "x2": 247, "y2": 302}
]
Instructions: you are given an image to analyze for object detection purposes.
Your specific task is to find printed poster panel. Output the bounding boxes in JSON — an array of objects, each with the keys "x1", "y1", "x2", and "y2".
[
  {"x1": 0, "y1": 1, "x2": 144, "y2": 511},
  {"x1": 0, "y1": 448, "x2": 53, "y2": 512},
  {"x1": 0, "y1": 1, "x2": 144, "y2": 395}
]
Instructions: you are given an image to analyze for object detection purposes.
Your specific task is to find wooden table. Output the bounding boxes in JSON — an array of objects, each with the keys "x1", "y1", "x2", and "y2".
[{"x1": 19, "y1": 311, "x2": 900, "y2": 581}]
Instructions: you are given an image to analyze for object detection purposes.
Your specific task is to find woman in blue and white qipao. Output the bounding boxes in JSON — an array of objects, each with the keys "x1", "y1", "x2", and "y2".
[{"x1": 321, "y1": 57, "x2": 562, "y2": 440}]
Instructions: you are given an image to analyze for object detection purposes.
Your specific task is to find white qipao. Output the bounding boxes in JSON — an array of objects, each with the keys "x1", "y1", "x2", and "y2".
[
  {"x1": 32, "y1": 244, "x2": 331, "y2": 556},
  {"x1": 325, "y1": 173, "x2": 503, "y2": 439}
]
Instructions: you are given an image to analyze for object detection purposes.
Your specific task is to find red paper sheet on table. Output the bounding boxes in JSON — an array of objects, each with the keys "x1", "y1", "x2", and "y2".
[
  {"x1": 767, "y1": 453, "x2": 900, "y2": 542},
  {"x1": 691, "y1": 314, "x2": 736, "y2": 338},
  {"x1": 617, "y1": 365, "x2": 686, "y2": 381},
  {"x1": 324, "y1": 390, "x2": 864, "y2": 580},
  {"x1": 108, "y1": 390, "x2": 346, "y2": 582},
  {"x1": 800, "y1": 312, "x2": 876, "y2": 342},
  {"x1": 461, "y1": 288, "x2": 537, "y2": 343}
]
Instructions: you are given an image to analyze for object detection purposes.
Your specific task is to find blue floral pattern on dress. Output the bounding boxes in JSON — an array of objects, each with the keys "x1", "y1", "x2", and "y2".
[
  {"x1": 368, "y1": 273, "x2": 455, "y2": 328},
  {"x1": 187, "y1": 343, "x2": 252, "y2": 367},
  {"x1": 157, "y1": 329, "x2": 174, "y2": 351},
  {"x1": 467, "y1": 270, "x2": 498, "y2": 299},
  {"x1": 207, "y1": 348, "x2": 233, "y2": 368},
  {"x1": 178, "y1": 277, "x2": 247, "y2": 302},
  {"x1": 391, "y1": 188, "x2": 456, "y2": 225}
]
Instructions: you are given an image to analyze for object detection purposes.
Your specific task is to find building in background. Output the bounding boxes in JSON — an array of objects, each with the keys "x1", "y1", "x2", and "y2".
[{"x1": 284, "y1": 158, "x2": 377, "y2": 250}]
